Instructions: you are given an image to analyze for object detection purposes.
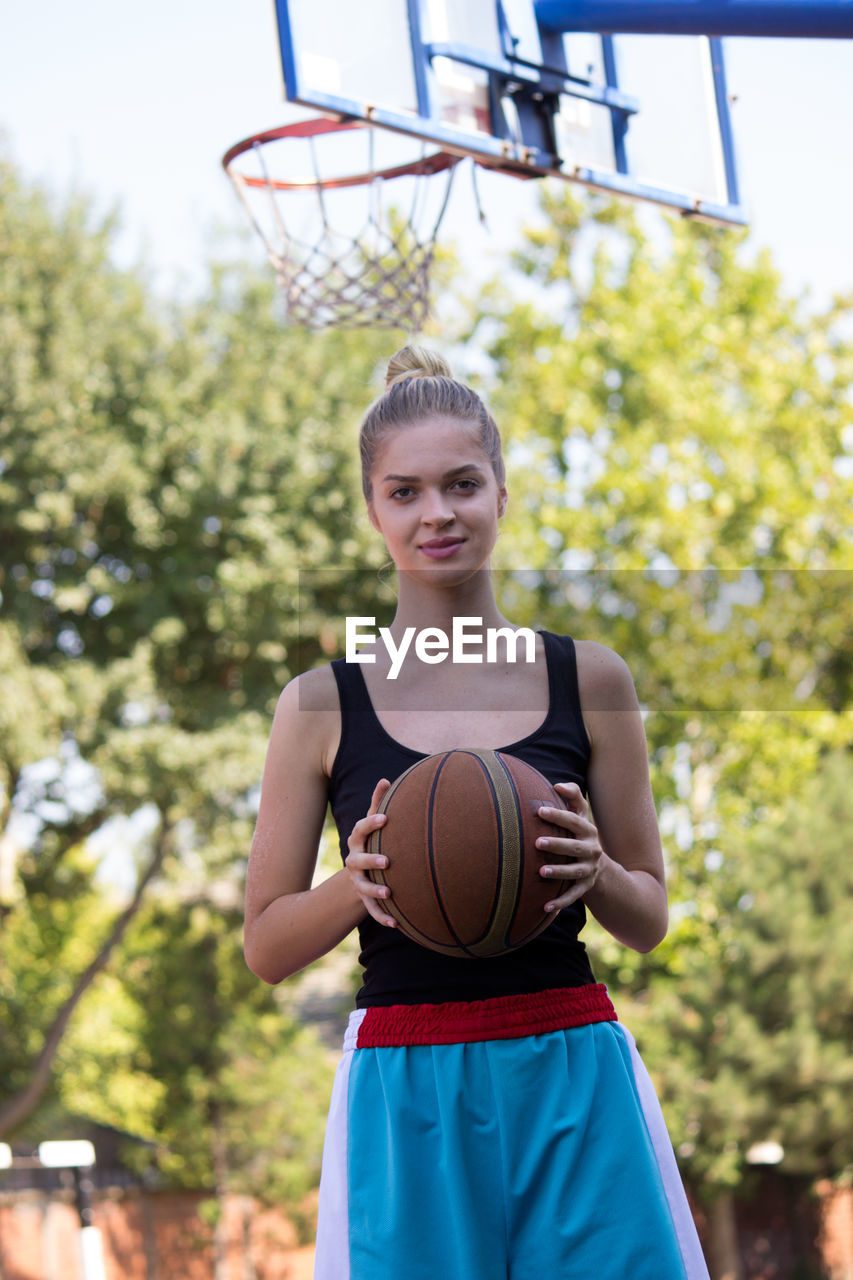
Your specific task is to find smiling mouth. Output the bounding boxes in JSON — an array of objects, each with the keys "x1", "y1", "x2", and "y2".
[{"x1": 418, "y1": 537, "x2": 465, "y2": 559}]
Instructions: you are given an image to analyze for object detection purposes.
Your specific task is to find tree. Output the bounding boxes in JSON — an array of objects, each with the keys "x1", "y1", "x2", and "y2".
[
  {"x1": 638, "y1": 751, "x2": 853, "y2": 1179},
  {"x1": 470, "y1": 187, "x2": 853, "y2": 1271},
  {"x1": 53, "y1": 896, "x2": 336, "y2": 1235},
  {"x1": 626, "y1": 751, "x2": 853, "y2": 1280},
  {"x1": 0, "y1": 156, "x2": 392, "y2": 1139}
]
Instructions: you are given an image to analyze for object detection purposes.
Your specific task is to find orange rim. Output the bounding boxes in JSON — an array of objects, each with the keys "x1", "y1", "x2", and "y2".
[{"x1": 222, "y1": 117, "x2": 459, "y2": 191}]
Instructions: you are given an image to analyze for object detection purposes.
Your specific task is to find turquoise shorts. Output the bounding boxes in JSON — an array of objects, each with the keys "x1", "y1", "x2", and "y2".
[{"x1": 314, "y1": 986, "x2": 709, "y2": 1280}]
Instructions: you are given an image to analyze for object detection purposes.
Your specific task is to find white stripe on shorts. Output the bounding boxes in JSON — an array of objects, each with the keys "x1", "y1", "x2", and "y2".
[
  {"x1": 313, "y1": 1009, "x2": 366, "y2": 1280},
  {"x1": 621, "y1": 1025, "x2": 710, "y2": 1279}
]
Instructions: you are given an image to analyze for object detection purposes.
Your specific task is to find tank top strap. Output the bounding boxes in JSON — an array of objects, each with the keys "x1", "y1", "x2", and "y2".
[
  {"x1": 539, "y1": 631, "x2": 588, "y2": 743},
  {"x1": 330, "y1": 655, "x2": 383, "y2": 742}
]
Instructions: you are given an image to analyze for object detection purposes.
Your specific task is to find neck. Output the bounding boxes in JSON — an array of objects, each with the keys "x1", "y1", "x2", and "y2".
[{"x1": 386, "y1": 567, "x2": 511, "y2": 638}]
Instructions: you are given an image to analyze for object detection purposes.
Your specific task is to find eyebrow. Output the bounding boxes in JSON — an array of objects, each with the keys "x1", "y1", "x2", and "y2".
[{"x1": 381, "y1": 463, "x2": 487, "y2": 484}]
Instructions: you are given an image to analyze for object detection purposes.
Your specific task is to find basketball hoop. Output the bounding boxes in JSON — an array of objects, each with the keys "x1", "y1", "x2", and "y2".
[{"x1": 222, "y1": 118, "x2": 460, "y2": 330}]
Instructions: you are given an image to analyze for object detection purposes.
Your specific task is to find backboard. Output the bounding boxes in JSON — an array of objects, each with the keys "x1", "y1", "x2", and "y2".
[{"x1": 272, "y1": 0, "x2": 745, "y2": 224}]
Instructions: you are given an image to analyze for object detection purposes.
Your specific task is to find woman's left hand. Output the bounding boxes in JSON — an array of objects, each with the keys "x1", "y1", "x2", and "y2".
[{"x1": 536, "y1": 782, "x2": 605, "y2": 914}]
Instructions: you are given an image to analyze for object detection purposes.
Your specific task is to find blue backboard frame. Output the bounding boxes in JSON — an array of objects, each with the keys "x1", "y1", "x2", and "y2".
[
  {"x1": 273, "y1": 0, "x2": 747, "y2": 225},
  {"x1": 535, "y1": 0, "x2": 853, "y2": 39}
]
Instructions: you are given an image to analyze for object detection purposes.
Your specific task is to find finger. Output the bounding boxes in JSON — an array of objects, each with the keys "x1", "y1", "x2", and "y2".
[
  {"x1": 346, "y1": 846, "x2": 388, "y2": 870},
  {"x1": 539, "y1": 859, "x2": 595, "y2": 882},
  {"x1": 347, "y1": 779, "x2": 392, "y2": 853},
  {"x1": 541, "y1": 856, "x2": 598, "y2": 912},
  {"x1": 345, "y1": 865, "x2": 389, "y2": 896},
  {"x1": 535, "y1": 820, "x2": 586, "y2": 855},
  {"x1": 345, "y1": 850, "x2": 392, "y2": 899},
  {"x1": 553, "y1": 782, "x2": 588, "y2": 814},
  {"x1": 347, "y1": 809, "x2": 387, "y2": 852},
  {"x1": 346, "y1": 778, "x2": 396, "y2": 929},
  {"x1": 367, "y1": 778, "x2": 392, "y2": 816},
  {"x1": 544, "y1": 883, "x2": 589, "y2": 912},
  {"x1": 363, "y1": 896, "x2": 398, "y2": 928},
  {"x1": 537, "y1": 803, "x2": 579, "y2": 833},
  {"x1": 347, "y1": 864, "x2": 397, "y2": 926}
]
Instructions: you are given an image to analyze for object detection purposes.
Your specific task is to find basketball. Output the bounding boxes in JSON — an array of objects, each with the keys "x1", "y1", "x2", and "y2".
[{"x1": 366, "y1": 748, "x2": 572, "y2": 958}]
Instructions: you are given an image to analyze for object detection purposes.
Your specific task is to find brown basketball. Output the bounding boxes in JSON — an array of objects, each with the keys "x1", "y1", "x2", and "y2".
[{"x1": 366, "y1": 748, "x2": 572, "y2": 958}]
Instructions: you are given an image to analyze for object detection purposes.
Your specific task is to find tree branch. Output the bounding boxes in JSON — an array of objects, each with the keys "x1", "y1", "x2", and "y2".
[{"x1": 0, "y1": 819, "x2": 172, "y2": 1139}]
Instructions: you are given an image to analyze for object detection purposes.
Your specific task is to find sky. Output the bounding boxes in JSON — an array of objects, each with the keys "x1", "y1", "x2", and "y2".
[{"x1": 1, "y1": 1, "x2": 852, "y2": 310}]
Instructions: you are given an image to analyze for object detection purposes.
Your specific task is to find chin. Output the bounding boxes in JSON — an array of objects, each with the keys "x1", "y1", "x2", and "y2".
[{"x1": 403, "y1": 562, "x2": 488, "y2": 588}]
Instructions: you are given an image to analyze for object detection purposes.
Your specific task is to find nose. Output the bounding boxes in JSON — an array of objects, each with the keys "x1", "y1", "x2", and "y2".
[
  {"x1": 417, "y1": 488, "x2": 450, "y2": 529},
  {"x1": 420, "y1": 486, "x2": 454, "y2": 527}
]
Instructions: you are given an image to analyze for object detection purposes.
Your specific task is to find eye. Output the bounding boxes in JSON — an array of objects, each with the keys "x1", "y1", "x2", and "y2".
[
  {"x1": 389, "y1": 485, "x2": 414, "y2": 500},
  {"x1": 451, "y1": 478, "x2": 479, "y2": 492}
]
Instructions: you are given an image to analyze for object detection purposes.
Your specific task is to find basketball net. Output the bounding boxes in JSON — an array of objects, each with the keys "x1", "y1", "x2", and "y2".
[{"x1": 222, "y1": 118, "x2": 459, "y2": 330}]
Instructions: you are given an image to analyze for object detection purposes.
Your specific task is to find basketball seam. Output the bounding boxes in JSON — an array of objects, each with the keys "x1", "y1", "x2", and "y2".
[
  {"x1": 427, "y1": 753, "x2": 477, "y2": 956},
  {"x1": 465, "y1": 750, "x2": 522, "y2": 958},
  {"x1": 496, "y1": 752, "x2": 527, "y2": 946},
  {"x1": 370, "y1": 754, "x2": 480, "y2": 955},
  {"x1": 367, "y1": 760, "x2": 420, "y2": 893}
]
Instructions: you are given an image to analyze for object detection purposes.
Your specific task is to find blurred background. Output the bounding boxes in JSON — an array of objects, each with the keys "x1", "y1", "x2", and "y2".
[{"x1": 1, "y1": 5, "x2": 852, "y2": 1279}]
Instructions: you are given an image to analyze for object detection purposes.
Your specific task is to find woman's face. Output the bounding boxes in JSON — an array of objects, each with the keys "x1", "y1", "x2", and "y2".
[{"x1": 367, "y1": 415, "x2": 507, "y2": 581}]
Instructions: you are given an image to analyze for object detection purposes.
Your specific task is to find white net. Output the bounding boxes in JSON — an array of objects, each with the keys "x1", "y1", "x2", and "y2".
[{"x1": 223, "y1": 121, "x2": 459, "y2": 330}]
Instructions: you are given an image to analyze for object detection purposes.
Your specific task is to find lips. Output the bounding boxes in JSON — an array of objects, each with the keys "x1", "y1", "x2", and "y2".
[{"x1": 419, "y1": 537, "x2": 465, "y2": 560}]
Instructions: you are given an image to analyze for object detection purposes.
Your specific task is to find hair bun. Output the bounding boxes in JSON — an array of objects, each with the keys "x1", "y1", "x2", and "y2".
[{"x1": 385, "y1": 345, "x2": 452, "y2": 389}]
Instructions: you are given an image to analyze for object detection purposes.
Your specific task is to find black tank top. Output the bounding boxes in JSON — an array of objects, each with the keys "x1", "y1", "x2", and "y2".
[{"x1": 328, "y1": 631, "x2": 598, "y2": 1006}]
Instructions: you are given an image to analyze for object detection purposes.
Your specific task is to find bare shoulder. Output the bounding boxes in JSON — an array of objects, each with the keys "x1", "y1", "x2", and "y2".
[
  {"x1": 272, "y1": 664, "x2": 342, "y2": 777},
  {"x1": 574, "y1": 640, "x2": 639, "y2": 711},
  {"x1": 281, "y1": 663, "x2": 340, "y2": 711}
]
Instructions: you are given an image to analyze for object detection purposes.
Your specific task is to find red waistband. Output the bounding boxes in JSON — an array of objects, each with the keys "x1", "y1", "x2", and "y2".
[{"x1": 355, "y1": 984, "x2": 617, "y2": 1048}]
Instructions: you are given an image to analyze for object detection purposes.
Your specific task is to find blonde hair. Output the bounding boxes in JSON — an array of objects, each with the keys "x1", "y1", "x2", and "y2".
[{"x1": 359, "y1": 345, "x2": 505, "y2": 499}]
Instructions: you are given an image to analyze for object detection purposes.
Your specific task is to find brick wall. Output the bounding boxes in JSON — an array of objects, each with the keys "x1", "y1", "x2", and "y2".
[
  {"x1": 735, "y1": 1173, "x2": 825, "y2": 1278},
  {"x1": 0, "y1": 1191, "x2": 313, "y2": 1280},
  {"x1": 1, "y1": 1179, "x2": 850, "y2": 1279},
  {"x1": 818, "y1": 1181, "x2": 853, "y2": 1280}
]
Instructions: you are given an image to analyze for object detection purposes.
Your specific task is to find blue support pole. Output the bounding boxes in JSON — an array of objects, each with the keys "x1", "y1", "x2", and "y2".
[
  {"x1": 407, "y1": 0, "x2": 437, "y2": 123},
  {"x1": 534, "y1": 1, "x2": 853, "y2": 38},
  {"x1": 273, "y1": 0, "x2": 299, "y2": 96},
  {"x1": 601, "y1": 36, "x2": 629, "y2": 174},
  {"x1": 708, "y1": 36, "x2": 740, "y2": 207}
]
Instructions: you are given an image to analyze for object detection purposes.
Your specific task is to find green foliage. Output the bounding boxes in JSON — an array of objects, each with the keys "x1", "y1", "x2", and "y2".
[
  {"x1": 472, "y1": 185, "x2": 853, "y2": 1195},
  {"x1": 3, "y1": 155, "x2": 852, "y2": 1217},
  {"x1": 0, "y1": 160, "x2": 391, "y2": 721},
  {"x1": 0, "y1": 159, "x2": 381, "y2": 1203},
  {"x1": 485, "y1": 186, "x2": 851, "y2": 575},
  {"x1": 0, "y1": 832, "x2": 114, "y2": 1094},
  {"x1": 627, "y1": 753, "x2": 853, "y2": 1189},
  {"x1": 56, "y1": 899, "x2": 335, "y2": 1219}
]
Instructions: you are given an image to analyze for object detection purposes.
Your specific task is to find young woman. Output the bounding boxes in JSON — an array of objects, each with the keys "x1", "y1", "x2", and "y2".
[{"x1": 244, "y1": 346, "x2": 710, "y2": 1280}]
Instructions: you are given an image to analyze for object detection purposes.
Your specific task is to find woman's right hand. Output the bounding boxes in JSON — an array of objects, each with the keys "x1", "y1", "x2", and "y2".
[{"x1": 345, "y1": 779, "x2": 398, "y2": 928}]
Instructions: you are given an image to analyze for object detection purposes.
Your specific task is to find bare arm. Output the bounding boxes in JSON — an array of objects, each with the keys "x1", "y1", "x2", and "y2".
[
  {"x1": 536, "y1": 642, "x2": 668, "y2": 953},
  {"x1": 243, "y1": 671, "x2": 362, "y2": 984}
]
